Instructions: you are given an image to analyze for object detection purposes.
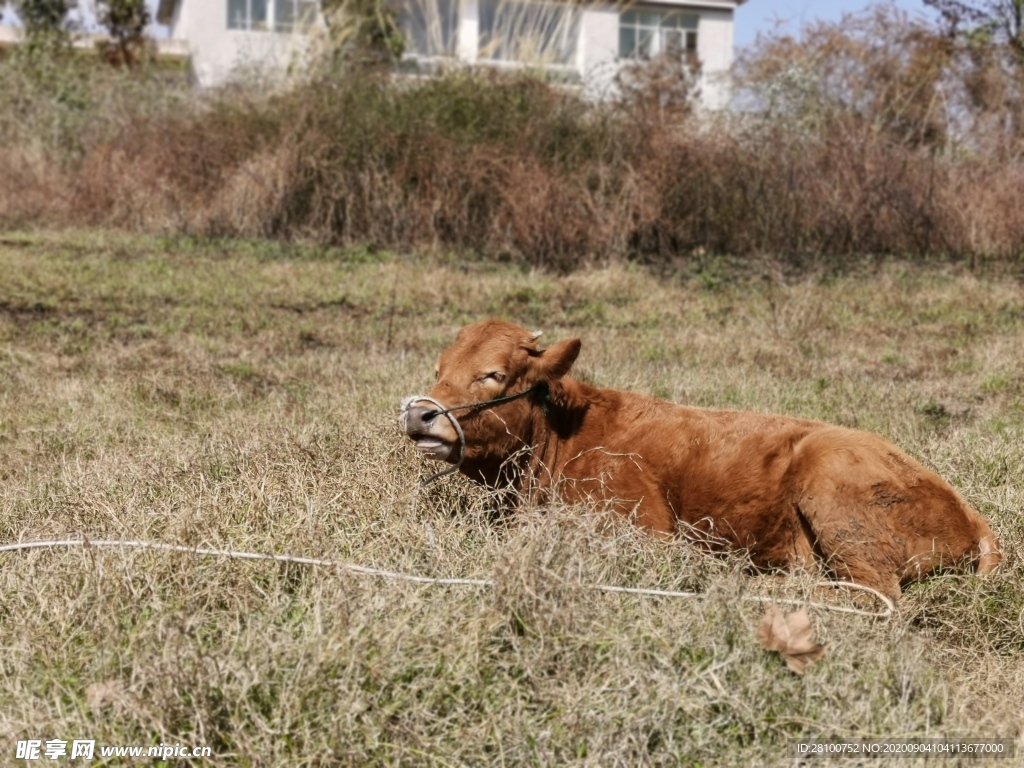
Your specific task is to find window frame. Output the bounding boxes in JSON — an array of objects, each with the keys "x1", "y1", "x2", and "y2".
[
  {"x1": 228, "y1": 0, "x2": 319, "y2": 33},
  {"x1": 477, "y1": 0, "x2": 580, "y2": 68},
  {"x1": 274, "y1": 0, "x2": 319, "y2": 33},
  {"x1": 618, "y1": 7, "x2": 699, "y2": 61},
  {"x1": 227, "y1": 0, "x2": 269, "y2": 32},
  {"x1": 395, "y1": 0, "x2": 460, "y2": 60}
]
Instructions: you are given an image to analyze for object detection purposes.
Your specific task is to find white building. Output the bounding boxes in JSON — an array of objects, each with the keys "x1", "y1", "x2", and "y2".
[{"x1": 156, "y1": 0, "x2": 745, "y2": 105}]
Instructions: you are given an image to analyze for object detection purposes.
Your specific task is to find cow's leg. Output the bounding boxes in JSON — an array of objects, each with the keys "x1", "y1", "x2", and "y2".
[
  {"x1": 797, "y1": 485, "x2": 996, "y2": 601},
  {"x1": 558, "y1": 461, "x2": 677, "y2": 536},
  {"x1": 596, "y1": 493, "x2": 676, "y2": 537},
  {"x1": 790, "y1": 429, "x2": 1003, "y2": 600},
  {"x1": 795, "y1": 490, "x2": 905, "y2": 601}
]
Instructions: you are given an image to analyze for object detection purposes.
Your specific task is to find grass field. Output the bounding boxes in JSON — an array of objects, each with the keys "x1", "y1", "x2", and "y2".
[{"x1": 0, "y1": 232, "x2": 1021, "y2": 766}]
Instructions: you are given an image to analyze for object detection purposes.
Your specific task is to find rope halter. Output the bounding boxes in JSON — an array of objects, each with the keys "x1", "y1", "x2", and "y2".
[{"x1": 402, "y1": 382, "x2": 548, "y2": 485}]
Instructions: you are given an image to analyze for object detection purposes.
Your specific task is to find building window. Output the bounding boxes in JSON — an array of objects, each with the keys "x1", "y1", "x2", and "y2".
[
  {"x1": 618, "y1": 9, "x2": 698, "y2": 60},
  {"x1": 228, "y1": 0, "x2": 269, "y2": 31},
  {"x1": 228, "y1": 0, "x2": 317, "y2": 33},
  {"x1": 478, "y1": 0, "x2": 579, "y2": 66},
  {"x1": 395, "y1": 0, "x2": 458, "y2": 57},
  {"x1": 276, "y1": 0, "x2": 319, "y2": 33}
]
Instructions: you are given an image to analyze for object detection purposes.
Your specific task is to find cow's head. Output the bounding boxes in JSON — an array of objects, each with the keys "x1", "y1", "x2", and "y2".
[{"x1": 400, "y1": 320, "x2": 581, "y2": 474}]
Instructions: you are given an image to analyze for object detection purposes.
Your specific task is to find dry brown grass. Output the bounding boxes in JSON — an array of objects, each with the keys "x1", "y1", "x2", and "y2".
[
  {"x1": 5, "y1": 8, "x2": 1024, "y2": 270},
  {"x1": 0, "y1": 232, "x2": 1021, "y2": 765}
]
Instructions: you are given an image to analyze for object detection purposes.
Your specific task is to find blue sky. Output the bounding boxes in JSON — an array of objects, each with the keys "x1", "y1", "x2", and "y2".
[{"x1": 734, "y1": 0, "x2": 940, "y2": 49}]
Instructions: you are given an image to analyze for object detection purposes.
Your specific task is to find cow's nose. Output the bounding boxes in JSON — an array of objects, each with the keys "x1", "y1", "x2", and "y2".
[
  {"x1": 404, "y1": 404, "x2": 442, "y2": 432},
  {"x1": 417, "y1": 406, "x2": 440, "y2": 423}
]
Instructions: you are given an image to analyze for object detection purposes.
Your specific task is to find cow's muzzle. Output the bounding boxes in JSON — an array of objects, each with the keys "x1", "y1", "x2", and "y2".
[{"x1": 399, "y1": 396, "x2": 460, "y2": 463}]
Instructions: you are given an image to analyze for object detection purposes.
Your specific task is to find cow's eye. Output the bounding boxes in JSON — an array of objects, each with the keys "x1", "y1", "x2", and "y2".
[{"x1": 483, "y1": 372, "x2": 506, "y2": 384}]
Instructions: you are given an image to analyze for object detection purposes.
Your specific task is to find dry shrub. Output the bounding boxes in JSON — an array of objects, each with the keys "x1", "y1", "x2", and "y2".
[
  {"x1": 738, "y1": 6, "x2": 956, "y2": 148},
  {"x1": 210, "y1": 143, "x2": 305, "y2": 237},
  {"x1": 945, "y1": 159, "x2": 1024, "y2": 260},
  {"x1": 0, "y1": 149, "x2": 70, "y2": 226},
  {"x1": 2, "y1": 6, "x2": 1024, "y2": 269}
]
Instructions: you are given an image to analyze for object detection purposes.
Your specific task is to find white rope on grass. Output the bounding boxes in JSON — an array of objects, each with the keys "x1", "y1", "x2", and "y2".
[
  {"x1": 0, "y1": 538, "x2": 896, "y2": 618},
  {"x1": 0, "y1": 539, "x2": 492, "y2": 588}
]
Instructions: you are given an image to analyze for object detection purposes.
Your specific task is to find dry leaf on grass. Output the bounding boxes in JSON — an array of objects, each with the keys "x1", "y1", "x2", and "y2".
[{"x1": 756, "y1": 605, "x2": 828, "y2": 675}]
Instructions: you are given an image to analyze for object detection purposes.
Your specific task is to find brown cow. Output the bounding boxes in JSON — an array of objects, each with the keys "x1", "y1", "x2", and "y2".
[{"x1": 400, "y1": 320, "x2": 1001, "y2": 599}]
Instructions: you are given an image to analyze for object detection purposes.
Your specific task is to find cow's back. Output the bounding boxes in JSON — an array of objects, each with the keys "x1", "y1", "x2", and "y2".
[
  {"x1": 551, "y1": 387, "x2": 823, "y2": 560},
  {"x1": 545, "y1": 385, "x2": 996, "y2": 592}
]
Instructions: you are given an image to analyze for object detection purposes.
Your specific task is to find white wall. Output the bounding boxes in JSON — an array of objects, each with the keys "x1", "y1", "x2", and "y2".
[
  {"x1": 165, "y1": 0, "x2": 737, "y2": 106},
  {"x1": 578, "y1": 4, "x2": 619, "y2": 101},
  {"x1": 0, "y1": 21, "x2": 18, "y2": 40},
  {"x1": 457, "y1": 0, "x2": 478, "y2": 62},
  {"x1": 695, "y1": 8, "x2": 735, "y2": 110},
  {"x1": 579, "y1": 3, "x2": 736, "y2": 108},
  {"x1": 170, "y1": 0, "x2": 315, "y2": 87}
]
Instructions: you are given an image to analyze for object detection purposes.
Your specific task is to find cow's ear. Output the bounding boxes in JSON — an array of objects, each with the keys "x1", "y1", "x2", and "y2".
[{"x1": 534, "y1": 338, "x2": 581, "y2": 380}]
